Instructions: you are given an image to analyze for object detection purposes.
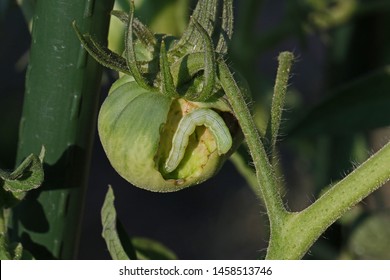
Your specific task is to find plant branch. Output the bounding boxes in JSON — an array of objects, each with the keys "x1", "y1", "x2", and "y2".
[
  {"x1": 221, "y1": 49, "x2": 390, "y2": 260},
  {"x1": 266, "y1": 141, "x2": 390, "y2": 259},
  {"x1": 268, "y1": 52, "x2": 294, "y2": 153},
  {"x1": 217, "y1": 60, "x2": 288, "y2": 229}
]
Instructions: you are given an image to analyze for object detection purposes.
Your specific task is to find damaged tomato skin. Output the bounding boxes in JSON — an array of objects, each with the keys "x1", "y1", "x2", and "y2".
[{"x1": 98, "y1": 75, "x2": 240, "y2": 192}]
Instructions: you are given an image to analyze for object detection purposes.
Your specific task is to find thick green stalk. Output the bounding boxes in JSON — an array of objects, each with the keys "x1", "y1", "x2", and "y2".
[
  {"x1": 219, "y1": 53, "x2": 390, "y2": 259},
  {"x1": 12, "y1": 0, "x2": 114, "y2": 259},
  {"x1": 217, "y1": 60, "x2": 289, "y2": 231},
  {"x1": 266, "y1": 141, "x2": 390, "y2": 259}
]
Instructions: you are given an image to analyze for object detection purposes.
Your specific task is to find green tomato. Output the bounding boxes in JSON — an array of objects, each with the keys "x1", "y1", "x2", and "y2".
[
  {"x1": 98, "y1": 75, "x2": 241, "y2": 192},
  {"x1": 73, "y1": 1, "x2": 244, "y2": 192}
]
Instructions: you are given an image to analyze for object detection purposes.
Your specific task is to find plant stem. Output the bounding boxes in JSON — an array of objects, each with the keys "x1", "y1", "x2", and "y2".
[
  {"x1": 268, "y1": 52, "x2": 294, "y2": 153},
  {"x1": 266, "y1": 141, "x2": 390, "y2": 259},
  {"x1": 11, "y1": 0, "x2": 114, "y2": 259},
  {"x1": 217, "y1": 60, "x2": 289, "y2": 231},
  {"x1": 220, "y1": 51, "x2": 390, "y2": 259}
]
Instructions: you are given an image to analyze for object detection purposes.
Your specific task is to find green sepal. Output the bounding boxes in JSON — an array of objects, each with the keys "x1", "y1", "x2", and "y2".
[
  {"x1": 170, "y1": 52, "x2": 224, "y2": 101},
  {"x1": 125, "y1": 0, "x2": 156, "y2": 91},
  {"x1": 159, "y1": 40, "x2": 179, "y2": 98},
  {"x1": 72, "y1": 21, "x2": 131, "y2": 75},
  {"x1": 111, "y1": 10, "x2": 157, "y2": 50},
  {"x1": 215, "y1": 0, "x2": 234, "y2": 53},
  {"x1": 185, "y1": 20, "x2": 217, "y2": 102}
]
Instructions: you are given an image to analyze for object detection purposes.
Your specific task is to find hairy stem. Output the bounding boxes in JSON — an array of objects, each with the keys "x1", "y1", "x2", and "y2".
[
  {"x1": 220, "y1": 50, "x2": 390, "y2": 259},
  {"x1": 269, "y1": 52, "x2": 294, "y2": 152},
  {"x1": 217, "y1": 60, "x2": 289, "y2": 232},
  {"x1": 267, "y1": 141, "x2": 390, "y2": 259}
]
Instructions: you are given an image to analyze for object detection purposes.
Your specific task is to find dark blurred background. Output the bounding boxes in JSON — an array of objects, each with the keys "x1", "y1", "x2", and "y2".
[{"x1": 1, "y1": 0, "x2": 390, "y2": 259}]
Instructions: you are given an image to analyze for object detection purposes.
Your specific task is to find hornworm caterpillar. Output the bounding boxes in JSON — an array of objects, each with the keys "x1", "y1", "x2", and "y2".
[{"x1": 165, "y1": 108, "x2": 232, "y2": 173}]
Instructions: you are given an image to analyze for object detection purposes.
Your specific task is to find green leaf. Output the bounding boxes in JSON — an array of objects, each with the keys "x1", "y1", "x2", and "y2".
[
  {"x1": 288, "y1": 66, "x2": 390, "y2": 136},
  {"x1": 101, "y1": 186, "x2": 177, "y2": 260},
  {"x1": 132, "y1": 237, "x2": 177, "y2": 260},
  {"x1": 0, "y1": 151, "x2": 44, "y2": 193},
  {"x1": 101, "y1": 186, "x2": 132, "y2": 260}
]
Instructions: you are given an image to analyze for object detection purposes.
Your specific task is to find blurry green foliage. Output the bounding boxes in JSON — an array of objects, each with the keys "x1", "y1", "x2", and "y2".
[{"x1": 1, "y1": 0, "x2": 389, "y2": 259}]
